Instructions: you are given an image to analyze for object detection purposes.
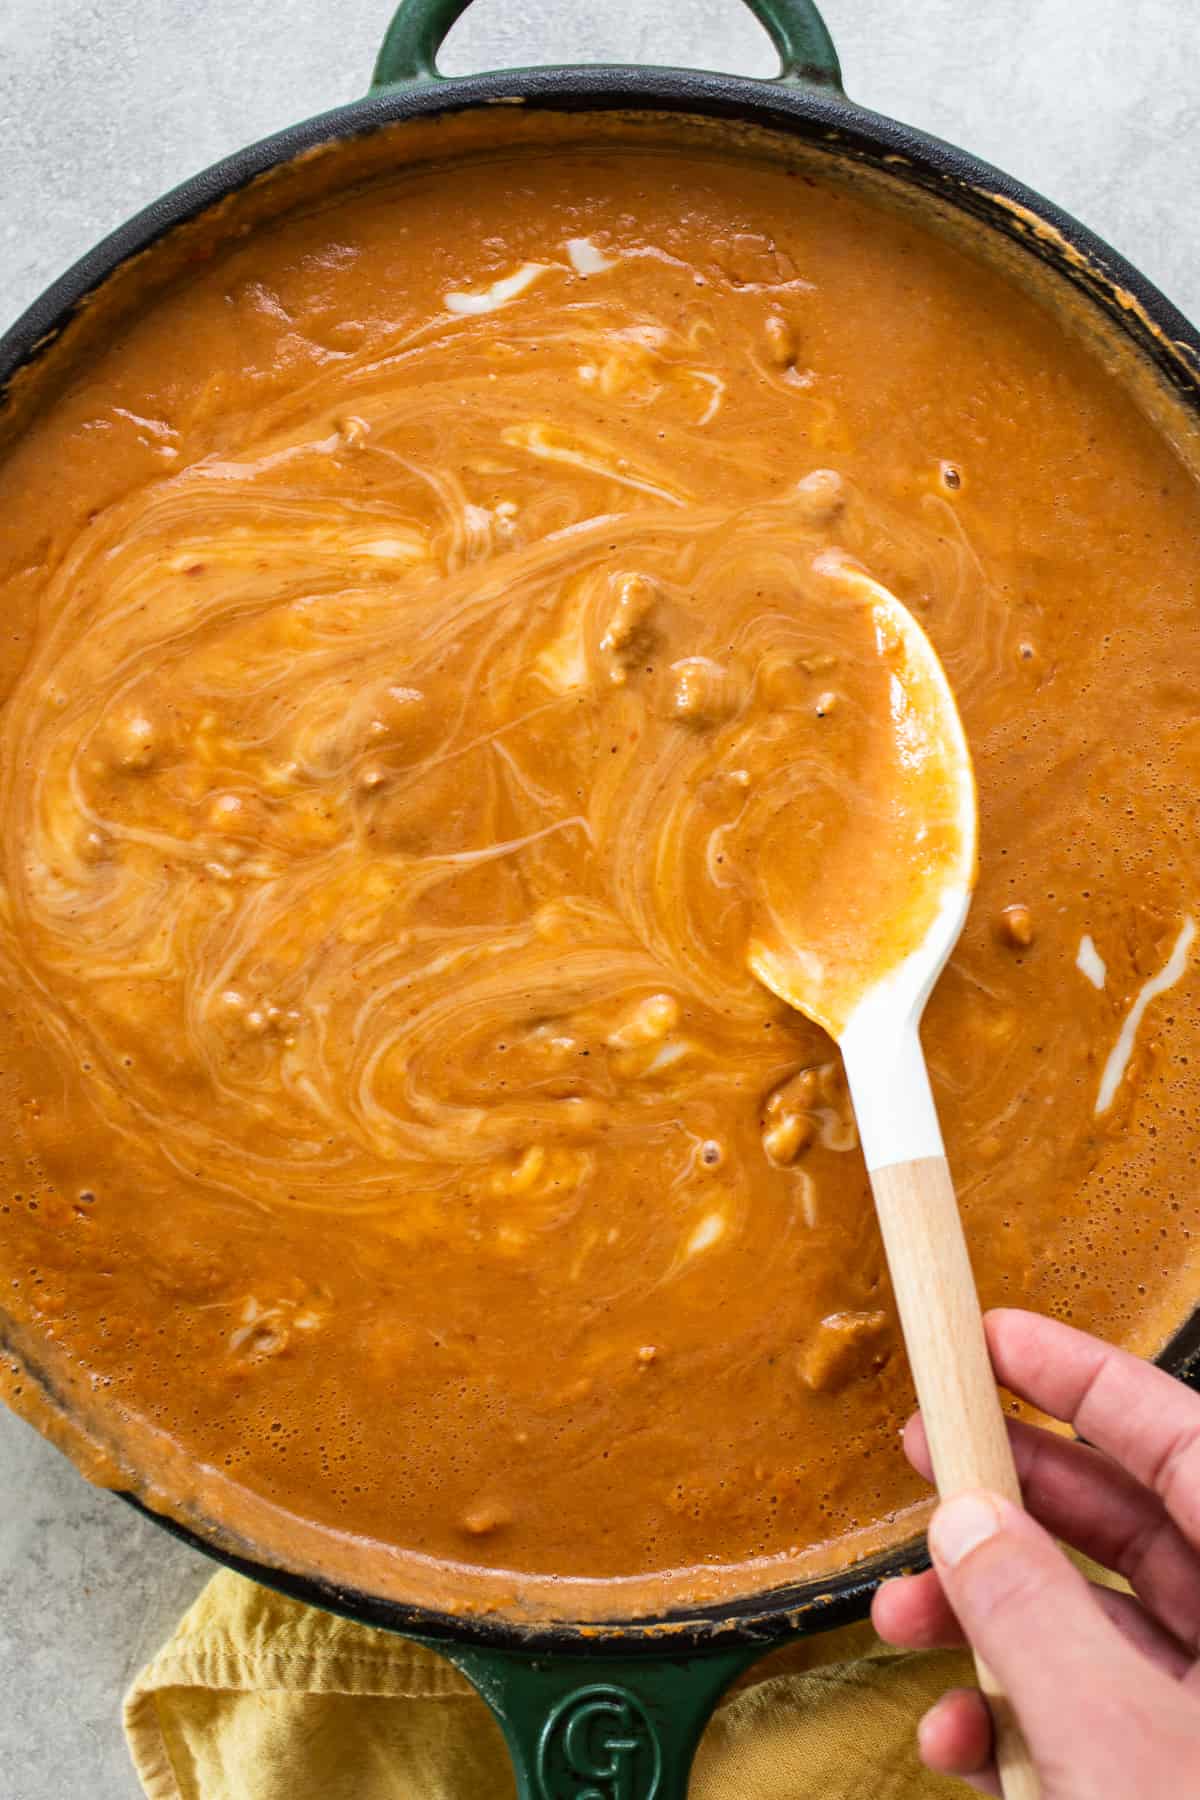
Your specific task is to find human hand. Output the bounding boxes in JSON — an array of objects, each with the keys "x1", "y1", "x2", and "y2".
[{"x1": 871, "y1": 1307, "x2": 1200, "y2": 1796}]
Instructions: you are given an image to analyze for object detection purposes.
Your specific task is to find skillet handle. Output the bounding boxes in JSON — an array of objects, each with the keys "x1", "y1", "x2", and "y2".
[
  {"x1": 438, "y1": 1639, "x2": 758, "y2": 1798},
  {"x1": 371, "y1": 0, "x2": 843, "y2": 91}
]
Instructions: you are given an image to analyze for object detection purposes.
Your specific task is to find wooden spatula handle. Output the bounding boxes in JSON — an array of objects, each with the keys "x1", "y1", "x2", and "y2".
[{"x1": 871, "y1": 1153, "x2": 1039, "y2": 1800}]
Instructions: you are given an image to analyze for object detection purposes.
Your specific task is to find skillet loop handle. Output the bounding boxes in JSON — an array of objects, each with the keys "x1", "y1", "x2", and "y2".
[
  {"x1": 742, "y1": 0, "x2": 843, "y2": 86},
  {"x1": 440, "y1": 1641, "x2": 758, "y2": 1799},
  {"x1": 371, "y1": 0, "x2": 843, "y2": 90},
  {"x1": 372, "y1": 0, "x2": 478, "y2": 87}
]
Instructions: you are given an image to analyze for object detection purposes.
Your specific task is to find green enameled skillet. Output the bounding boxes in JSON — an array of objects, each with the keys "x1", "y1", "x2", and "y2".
[{"x1": 3, "y1": 2, "x2": 1200, "y2": 1793}]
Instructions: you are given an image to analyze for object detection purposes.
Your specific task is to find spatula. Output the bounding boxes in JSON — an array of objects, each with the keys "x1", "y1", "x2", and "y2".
[{"x1": 750, "y1": 558, "x2": 1038, "y2": 1800}]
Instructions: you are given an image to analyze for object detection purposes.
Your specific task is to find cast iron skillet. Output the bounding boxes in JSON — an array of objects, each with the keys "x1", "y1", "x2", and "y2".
[{"x1": 4, "y1": 1, "x2": 1200, "y2": 1793}]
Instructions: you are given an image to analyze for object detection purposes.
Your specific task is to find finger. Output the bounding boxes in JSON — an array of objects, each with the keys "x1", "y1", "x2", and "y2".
[
  {"x1": 1098, "y1": 1586, "x2": 1196, "y2": 1677},
  {"x1": 925, "y1": 1488, "x2": 1158, "y2": 1750},
  {"x1": 985, "y1": 1308, "x2": 1200, "y2": 1547},
  {"x1": 873, "y1": 1567, "x2": 960, "y2": 1649},
  {"x1": 904, "y1": 1410, "x2": 1200, "y2": 1652},
  {"x1": 917, "y1": 1689, "x2": 999, "y2": 1797},
  {"x1": 875, "y1": 1563, "x2": 1193, "y2": 1680}
]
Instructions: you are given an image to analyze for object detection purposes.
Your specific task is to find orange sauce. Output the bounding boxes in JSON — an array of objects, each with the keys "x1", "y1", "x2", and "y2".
[{"x1": 1, "y1": 136, "x2": 1198, "y2": 1618}]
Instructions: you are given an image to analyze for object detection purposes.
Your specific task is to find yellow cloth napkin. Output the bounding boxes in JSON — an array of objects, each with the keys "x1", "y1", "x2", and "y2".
[{"x1": 124, "y1": 1570, "x2": 978, "y2": 1799}]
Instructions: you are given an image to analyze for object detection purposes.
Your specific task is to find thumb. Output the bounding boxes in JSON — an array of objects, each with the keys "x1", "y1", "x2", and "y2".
[{"x1": 928, "y1": 1490, "x2": 1149, "y2": 1756}]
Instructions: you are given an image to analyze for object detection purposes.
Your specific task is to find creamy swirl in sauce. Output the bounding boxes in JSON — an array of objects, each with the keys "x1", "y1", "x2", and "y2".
[{"x1": 2, "y1": 238, "x2": 952, "y2": 1250}]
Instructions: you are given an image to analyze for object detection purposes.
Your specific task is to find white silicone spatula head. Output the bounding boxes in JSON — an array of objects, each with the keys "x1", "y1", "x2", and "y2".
[
  {"x1": 748, "y1": 552, "x2": 977, "y2": 1165},
  {"x1": 750, "y1": 559, "x2": 1038, "y2": 1800}
]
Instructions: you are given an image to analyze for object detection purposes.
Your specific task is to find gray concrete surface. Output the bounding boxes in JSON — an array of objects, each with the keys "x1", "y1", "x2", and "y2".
[{"x1": 0, "y1": 2, "x2": 1197, "y2": 1795}]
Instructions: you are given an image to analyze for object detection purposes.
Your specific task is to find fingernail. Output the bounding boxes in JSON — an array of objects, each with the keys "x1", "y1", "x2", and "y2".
[{"x1": 929, "y1": 1491, "x2": 1003, "y2": 1568}]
